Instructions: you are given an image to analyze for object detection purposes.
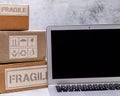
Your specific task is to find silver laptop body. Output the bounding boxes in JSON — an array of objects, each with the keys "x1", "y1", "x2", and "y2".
[{"x1": 47, "y1": 25, "x2": 120, "y2": 96}]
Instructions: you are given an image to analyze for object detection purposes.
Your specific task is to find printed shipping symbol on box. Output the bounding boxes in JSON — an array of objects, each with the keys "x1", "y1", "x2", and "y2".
[{"x1": 9, "y1": 36, "x2": 37, "y2": 59}]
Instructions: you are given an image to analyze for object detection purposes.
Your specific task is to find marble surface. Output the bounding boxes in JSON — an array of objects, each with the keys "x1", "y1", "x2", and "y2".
[
  {"x1": 0, "y1": 0, "x2": 120, "y2": 30},
  {"x1": 0, "y1": 88, "x2": 49, "y2": 96}
]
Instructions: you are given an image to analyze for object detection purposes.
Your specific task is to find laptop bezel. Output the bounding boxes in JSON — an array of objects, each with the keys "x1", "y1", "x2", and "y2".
[{"x1": 47, "y1": 24, "x2": 120, "y2": 85}]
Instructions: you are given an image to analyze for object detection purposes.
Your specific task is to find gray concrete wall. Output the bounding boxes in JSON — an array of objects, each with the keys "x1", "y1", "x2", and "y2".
[{"x1": 0, "y1": 0, "x2": 120, "y2": 30}]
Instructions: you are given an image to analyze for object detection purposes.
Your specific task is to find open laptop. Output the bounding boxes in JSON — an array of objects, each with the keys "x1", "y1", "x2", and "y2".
[{"x1": 47, "y1": 24, "x2": 120, "y2": 96}]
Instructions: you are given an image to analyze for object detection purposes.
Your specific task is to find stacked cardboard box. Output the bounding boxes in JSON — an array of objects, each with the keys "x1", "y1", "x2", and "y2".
[
  {"x1": 0, "y1": 4, "x2": 29, "y2": 30},
  {"x1": 0, "y1": 61, "x2": 47, "y2": 93},
  {"x1": 0, "y1": 4, "x2": 47, "y2": 93}
]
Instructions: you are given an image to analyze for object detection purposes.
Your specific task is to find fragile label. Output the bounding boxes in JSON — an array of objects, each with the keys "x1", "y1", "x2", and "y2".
[
  {"x1": 0, "y1": 5, "x2": 28, "y2": 16},
  {"x1": 9, "y1": 36, "x2": 37, "y2": 59},
  {"x1": 5, "y1": 65, "x2": 47, "y2": 90}
]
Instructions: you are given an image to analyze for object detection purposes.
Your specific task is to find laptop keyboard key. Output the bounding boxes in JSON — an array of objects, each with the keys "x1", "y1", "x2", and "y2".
[
  {"x1": 61, "y1": 85, "x2": 68, "y2": 92},
  {"x1": 114, "y1": 83, "x2": 120, "y2": 90},
  {"x1": 73, "y1": 85, "x2": 80, "y2": 91},
  {"x1": 56, "y1": 85, "x2": 62, "y2": 92},
  {"x1": 81, "y1": 85, "x2": 87, "y2": 91},
  {"x1": 108, "y1": 84, "x2": 116, "y2": 90},
  {"x1": 93, "y1": 84, "x2": 100, "y2": 90},
  {"x1": 99, "y1": 84, "x2": 108, "y2": 90},
  {"x1": 68, "y1": 85, "x2": 74, "y2": 92}
]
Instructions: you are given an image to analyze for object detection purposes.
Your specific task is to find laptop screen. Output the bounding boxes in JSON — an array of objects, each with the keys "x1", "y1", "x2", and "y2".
[{"x1": 51, "y1": 29, "x2": 120, "y2": 79}]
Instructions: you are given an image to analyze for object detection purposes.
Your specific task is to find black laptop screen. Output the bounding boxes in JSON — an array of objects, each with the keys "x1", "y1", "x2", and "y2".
[{"x1": 51, "y1": 29, "x2": 120, "y2": 79}]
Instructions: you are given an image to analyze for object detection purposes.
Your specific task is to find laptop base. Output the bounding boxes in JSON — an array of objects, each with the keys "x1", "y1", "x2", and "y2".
[{"x1": 49, "y1": 85, "x2": 120, "y2": 96}]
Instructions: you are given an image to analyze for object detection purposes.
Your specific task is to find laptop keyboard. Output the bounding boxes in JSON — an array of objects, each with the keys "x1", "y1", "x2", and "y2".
[{"x1": 56, "y1": 83, "x2": 120, "y2": 92}]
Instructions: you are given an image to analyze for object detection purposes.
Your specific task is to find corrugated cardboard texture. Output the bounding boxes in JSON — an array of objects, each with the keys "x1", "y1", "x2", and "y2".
[
  {"x1": 0, "y1": 61, "x2": 48, "y2": 93},
  {"x1": 0, "y1": 4, "x2": 29, "y2": 30},
  {"x1": 0, "y1": 30, "x2": 46, "y2": 63}
]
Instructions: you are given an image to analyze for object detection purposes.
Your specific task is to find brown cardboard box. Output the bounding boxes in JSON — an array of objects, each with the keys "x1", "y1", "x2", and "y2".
[
  {"x1": 0, "y1": 61, "x2": 48, "y2": 93},
  {"x1": 0, "y1": 30, "x2": 46, "y2": 63},
  {"x1": 0, "y1": 4, "x2": 29, "y2": 30}
]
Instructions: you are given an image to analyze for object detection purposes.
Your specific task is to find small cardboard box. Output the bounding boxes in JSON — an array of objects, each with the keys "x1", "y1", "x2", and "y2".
[
  {"x1": 0, "y1": 30, "x2": 46, "y2": 63},
  {"x1": 0, "y1": 61, "x2": 47, "y2": 93},
  {"x1": 0, "y1": 4, "x2": 29, "y2": 30}
]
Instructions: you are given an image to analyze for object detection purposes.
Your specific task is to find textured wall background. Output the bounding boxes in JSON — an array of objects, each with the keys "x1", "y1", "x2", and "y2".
[{"x1": 0, "y1": 0, "x2": 120, "y2": 30}]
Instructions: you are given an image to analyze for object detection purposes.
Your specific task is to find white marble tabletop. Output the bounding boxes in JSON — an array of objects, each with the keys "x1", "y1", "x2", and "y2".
[{"x1": 0, "y1": 88, "x2": 49, "y2": 96}]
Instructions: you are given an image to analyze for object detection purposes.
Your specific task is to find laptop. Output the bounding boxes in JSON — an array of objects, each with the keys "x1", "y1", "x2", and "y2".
[{"x1": 47, "y1": 24, "x2": 120, "y2": 96}]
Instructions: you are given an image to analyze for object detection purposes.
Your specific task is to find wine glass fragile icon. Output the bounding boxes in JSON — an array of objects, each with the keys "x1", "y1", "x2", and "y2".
[{"x1": 31, "y1": 38, "x2": 34, "y2": 42}]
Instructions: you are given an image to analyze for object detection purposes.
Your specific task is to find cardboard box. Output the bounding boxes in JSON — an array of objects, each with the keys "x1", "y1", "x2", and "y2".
[
  {"x1": 0, "y1": 61, "x2": 47, "y2": 93},
  {"x1": 0, "y1": 30, "x2": 46, "y2": 63},
  {"x1": 0, "y1": 4, "x2": 29, "y2": 30}
]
